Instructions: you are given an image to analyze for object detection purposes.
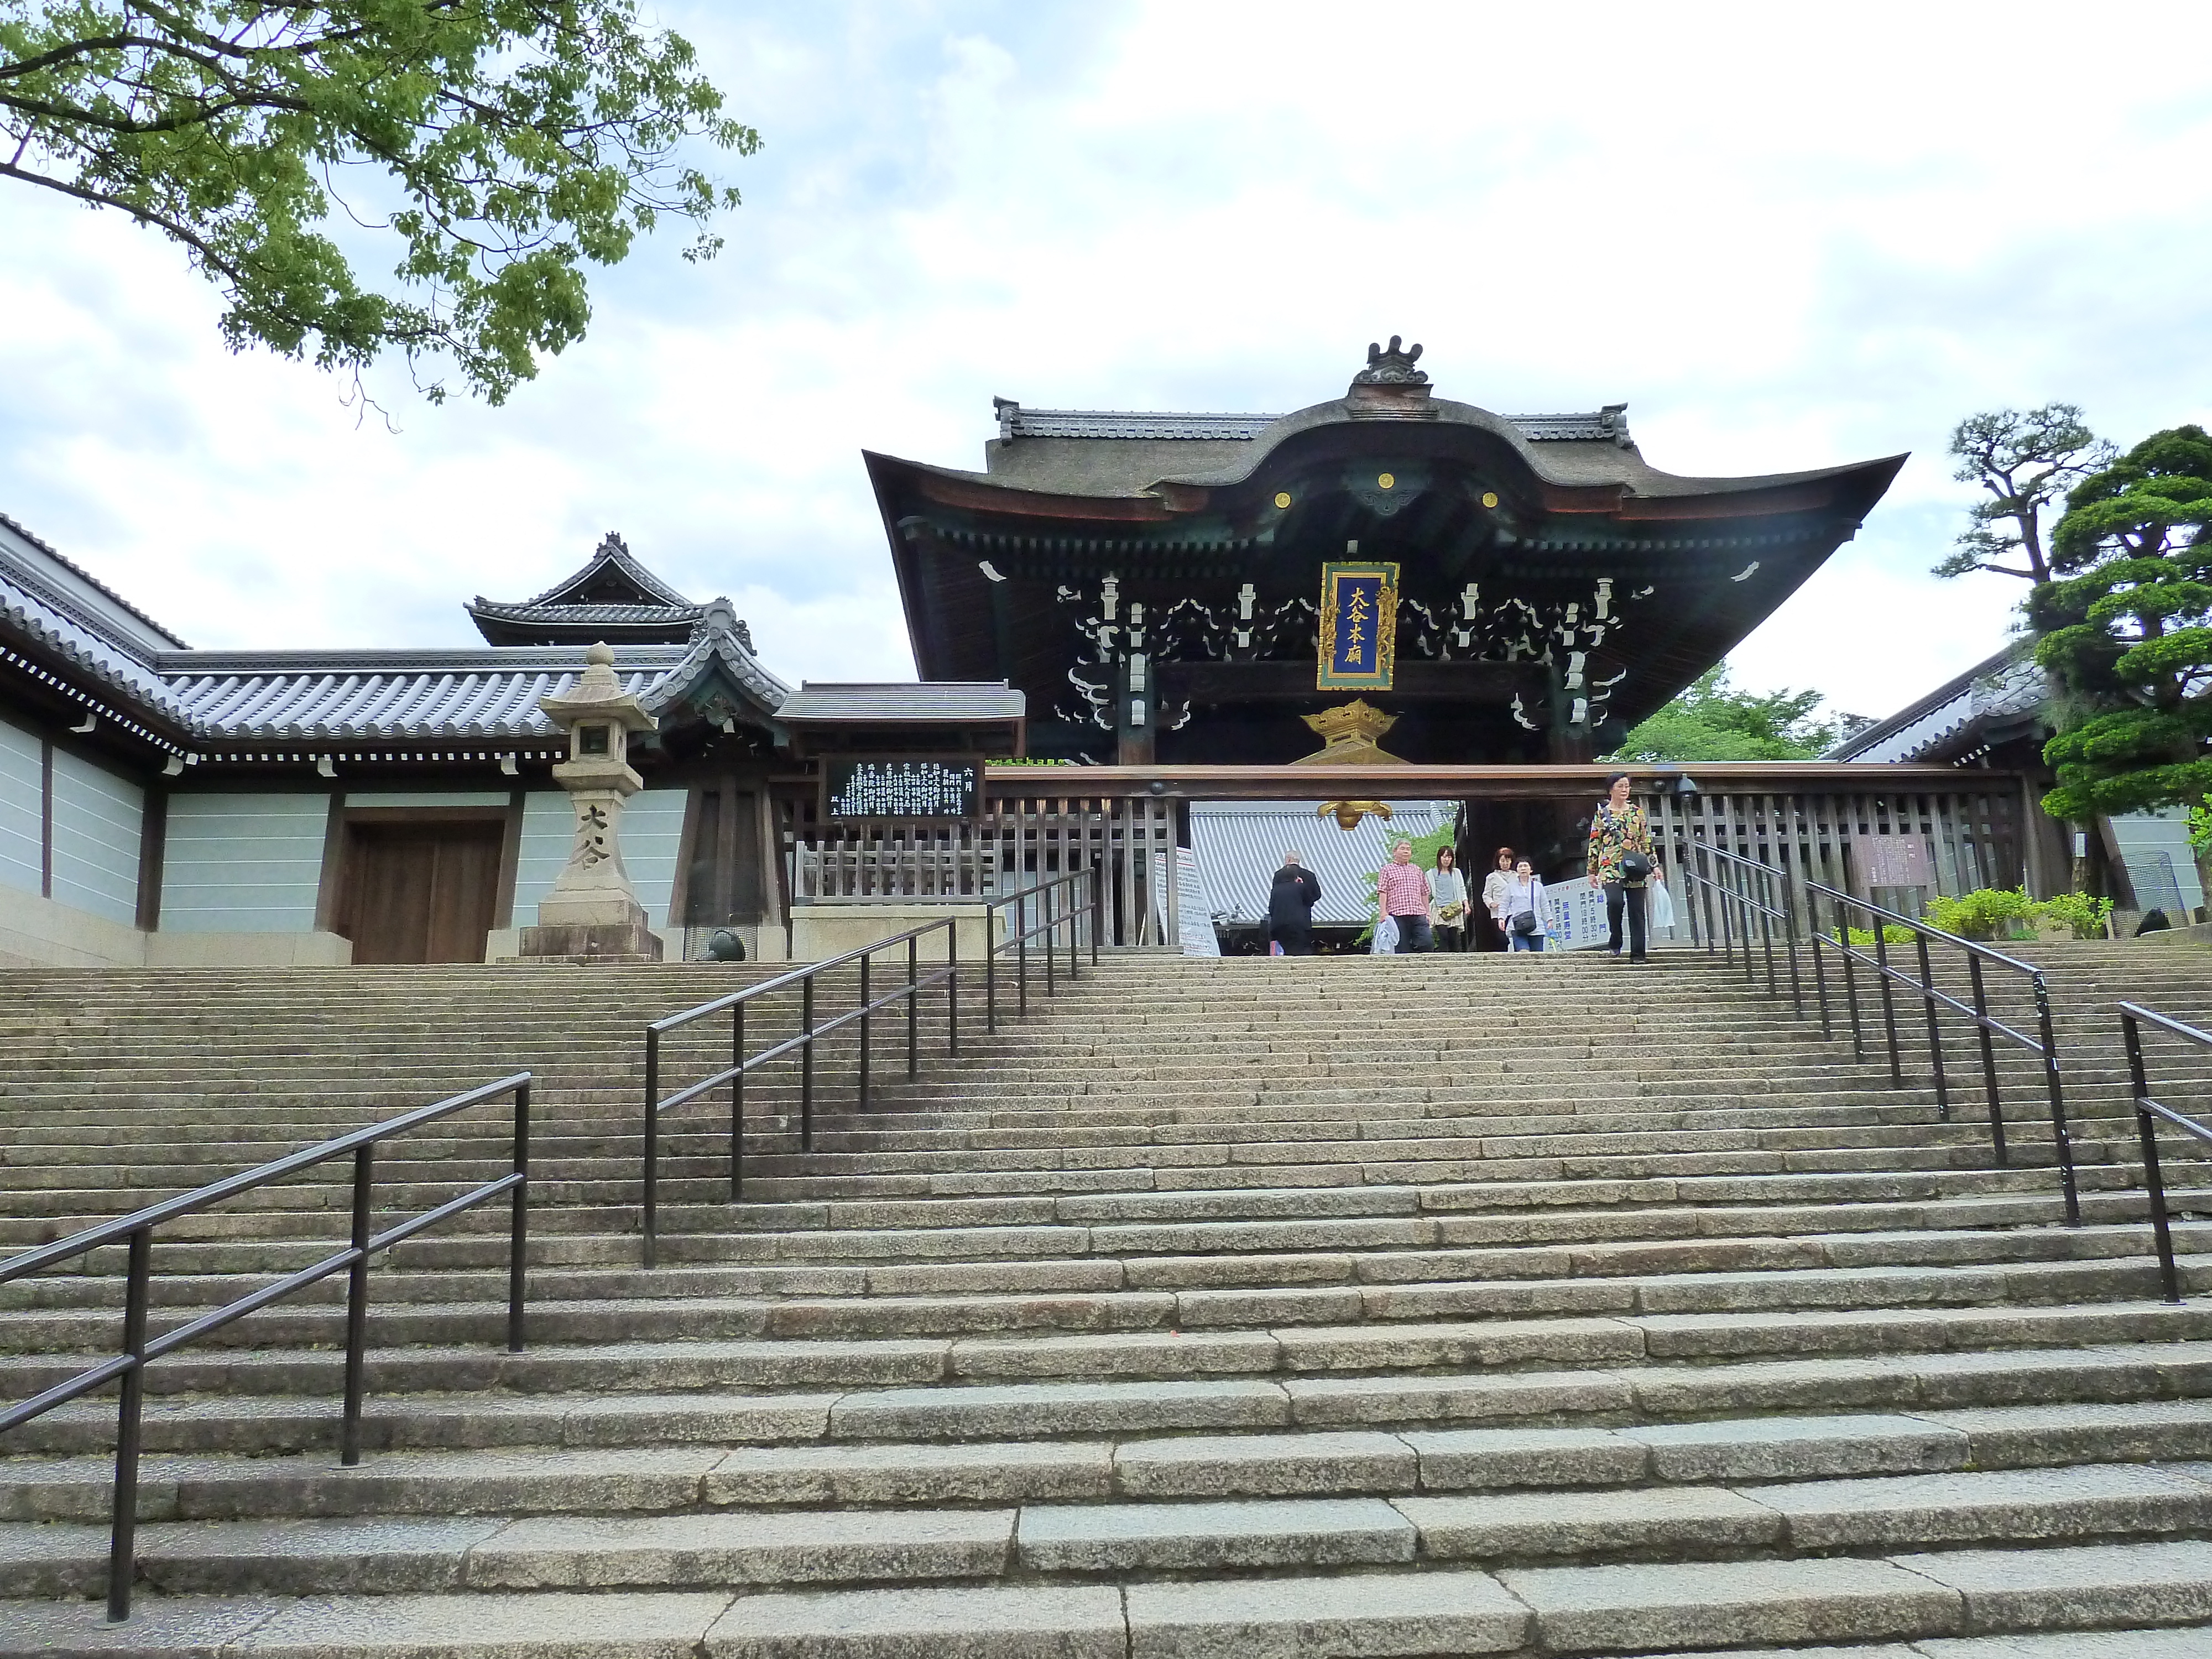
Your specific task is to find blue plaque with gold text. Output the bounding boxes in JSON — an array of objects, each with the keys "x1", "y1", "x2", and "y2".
[{"x1": 1317, "y1": 561, "x2": 1400, "y2": 690}]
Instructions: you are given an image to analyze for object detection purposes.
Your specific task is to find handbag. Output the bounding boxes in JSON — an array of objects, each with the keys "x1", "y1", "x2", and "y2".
[
  {"x1": 1437, "y1": 901, "x2": 1465, "y2": 924},
  {"x1": 1510, "y1": 878, "x2": 1539, "y2": 936},
  {"x1": 1619, "y1": 851, "x2": 1652, "y2": 888}
]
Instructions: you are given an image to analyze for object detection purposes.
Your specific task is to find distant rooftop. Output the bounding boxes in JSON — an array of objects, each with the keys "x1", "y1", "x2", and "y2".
[
  {"x1": 776, "y1": 681, "x2": 1024, "y2": 723},
  {"x1": 993, "y1": 401, "x2": 1631, "y2": 445}
]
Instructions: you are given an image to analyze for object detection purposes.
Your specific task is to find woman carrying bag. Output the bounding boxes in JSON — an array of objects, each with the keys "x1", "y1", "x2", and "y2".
[
  {"x1": 1587, "y1": 772, "x2": 1655, "y2": 962},
  {"x1": 1480, "y1": 847, "x2": 1515, "y2": 952},
  {"x1": 1429, "y1": 846, "x2": 1470, "y2": 952},
  {"x1": 1503, "y1": 859, "x2": 1547, "y2": 952}
]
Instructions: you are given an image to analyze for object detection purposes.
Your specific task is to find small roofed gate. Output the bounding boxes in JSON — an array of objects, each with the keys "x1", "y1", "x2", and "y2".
[{"x1": 775, "y1": 763, "x2": 2040, "y2": 952}]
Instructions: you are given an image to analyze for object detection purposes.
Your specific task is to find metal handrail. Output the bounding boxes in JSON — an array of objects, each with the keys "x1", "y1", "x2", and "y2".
[
  {"x1": 982, "y1": 865, "x2": 1102, "y2": 1031},
  {"x1": 2121, "y1": 1001, "x2": 2212, "y2": 1302},
  {"x1": 638, "y1": 864, "x2": 1104, "y2": 1267},
  {"x1": 641, "y1": 918, "x2": 962, "y2": 1266},
  {"x1": 0, "y1": 1072, "x2": 533, "y2": 1623},
  {"x1": 1679, "y1": 840, "x2": 2078, "y2": 1225}
]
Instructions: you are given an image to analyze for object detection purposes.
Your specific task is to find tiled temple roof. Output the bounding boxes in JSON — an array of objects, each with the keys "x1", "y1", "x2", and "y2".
[
  {"x1": 467, "y1": 533, "x2": 712, "y2": 646},
  {"x1": 1827, "y1": 640, "x2": 2047, "y2": 764},
  {"x1": 993, "y1": 402, "x2": 1631, "y2": 445},
  {"x1": 0, "y1": 517, "x2": 791, "y2": 755}
]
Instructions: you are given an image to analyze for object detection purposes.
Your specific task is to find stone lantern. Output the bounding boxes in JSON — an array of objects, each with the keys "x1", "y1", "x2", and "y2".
[{"x1": 519, "y1": 642, "x2": 664, "y2": 962}]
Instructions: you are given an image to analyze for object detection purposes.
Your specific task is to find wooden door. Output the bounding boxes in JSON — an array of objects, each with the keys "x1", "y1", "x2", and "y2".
[{"x1": 345, "y1": 822, "x2": 504, "y2": 964}]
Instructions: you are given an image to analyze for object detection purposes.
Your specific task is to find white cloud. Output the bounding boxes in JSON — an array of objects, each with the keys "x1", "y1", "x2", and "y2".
[{"x1": 3, "y1": 0, "x2": 2211, "y2": 726}]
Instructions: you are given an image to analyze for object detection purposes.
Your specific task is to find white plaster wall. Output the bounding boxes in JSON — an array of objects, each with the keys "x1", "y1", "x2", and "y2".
[
  {"x1": 160, "y1": 793, "x2": 332, "y2": 933},
  {"x1": 510, "y1": 787, "x2": 688, "y2": 926},
  {"x1": 2110, "y1": 808, "x2": 2208, "y2": 914},
  {"x1": 0, "y1": 715, "x2": 40, "y2": 899},
  {"x1": 49, "y1": 747, "x2": 142, "y2": 925}
]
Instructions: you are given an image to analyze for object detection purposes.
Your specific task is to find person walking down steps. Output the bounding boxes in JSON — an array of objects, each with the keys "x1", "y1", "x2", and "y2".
[
  {"x1": 1377, "y1": 840, "x2": 1433, "y2": 954},
  {"x1": 1588, "y1": 771, "x2": 1655, "y2": 962},
  {"x1": 1480, "y1": 846, "x2": 1516, "y2": 952},
  {"x1": 1267, "y1": 851, "x2": 1322, "y2": 956},
  {"x1": 1429, "y1": 846, "x2": 1470, "y2": 952},
  {"x1": 1502, "y1": 858, "x2": 1547, "y2": 952}
]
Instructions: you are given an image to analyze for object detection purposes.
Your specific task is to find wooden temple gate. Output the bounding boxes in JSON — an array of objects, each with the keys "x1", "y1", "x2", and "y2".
[{"x1": 776, "y1": 764, "x2": 2047, "y2": 951}]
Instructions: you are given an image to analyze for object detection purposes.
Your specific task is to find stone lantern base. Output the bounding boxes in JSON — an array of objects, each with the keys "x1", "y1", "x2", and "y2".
[{"x1": 517, "y1": 919, "x2": 664, "y2": 963}]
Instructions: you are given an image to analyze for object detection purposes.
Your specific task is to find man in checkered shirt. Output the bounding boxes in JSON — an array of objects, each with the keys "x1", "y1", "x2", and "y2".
[{"x1": 1376, "y1": 841, "x2": 1433, "y2": 953}]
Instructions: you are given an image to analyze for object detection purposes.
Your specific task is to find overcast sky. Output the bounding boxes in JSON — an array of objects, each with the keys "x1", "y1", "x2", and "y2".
[{"x1": 3, "y1": 1, "x2": 2209, "y2": 723}]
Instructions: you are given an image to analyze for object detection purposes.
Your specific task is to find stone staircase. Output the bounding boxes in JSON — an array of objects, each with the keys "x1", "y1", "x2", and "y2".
[{"x1": 3, "y1": 943, "x2": 2212, "y2": 1656}]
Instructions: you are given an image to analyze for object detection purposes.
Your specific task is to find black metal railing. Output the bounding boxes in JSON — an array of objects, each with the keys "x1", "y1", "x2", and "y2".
[
  {"x1": 639, "y1": 865, "x2": 1103, "y2": 1267},
  {"x1": 983, "y1": 865, "x2": 1102, "y2": 1031},
  {"x1": 2121, "y1": 1001, "x2": 2212, "y2": 1302},
  {"x1": 0, "y1": 1073, "x2": 533, "y2": 1623},
  {"x1": 1680, "y1": 840, "x2": 2079, "y2": 1224}
]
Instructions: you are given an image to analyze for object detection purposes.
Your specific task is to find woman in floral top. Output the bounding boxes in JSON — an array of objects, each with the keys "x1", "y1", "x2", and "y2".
[{"x1": 1587, "y1": 771, "x2": 1654, "y2": 961}]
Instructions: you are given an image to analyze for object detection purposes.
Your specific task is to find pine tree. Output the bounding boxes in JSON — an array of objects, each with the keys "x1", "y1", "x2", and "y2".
[{"x1": 2031, "y1": 426, "x2": 2212, "y2": 817}]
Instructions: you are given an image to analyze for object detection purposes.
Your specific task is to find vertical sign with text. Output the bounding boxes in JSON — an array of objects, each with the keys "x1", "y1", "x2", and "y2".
[{"x1": 1317, "y1": 561, "x2": 1400, "y2": 691}]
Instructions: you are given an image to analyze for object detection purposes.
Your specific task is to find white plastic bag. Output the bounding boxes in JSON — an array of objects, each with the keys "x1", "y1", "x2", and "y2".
[
  {"x1": 1371, "y1": 915, "x2": 1399, "y2": 954},
  {"x1": 1649, "y1": 878, "x2": 1676, "y2": 932}
]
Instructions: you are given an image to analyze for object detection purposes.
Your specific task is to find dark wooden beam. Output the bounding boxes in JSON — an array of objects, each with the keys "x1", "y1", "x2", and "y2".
[
  {"x1": 984, "y1": 760, "x2": 2009, "y2": 802},
  {"x1": 1159, "y1": 660, "x2": 1545, "y2": 703}
]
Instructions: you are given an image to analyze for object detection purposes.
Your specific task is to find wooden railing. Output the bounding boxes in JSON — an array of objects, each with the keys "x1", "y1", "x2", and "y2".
[{"x1": 779, "y1": 763, "x2": 2037, "y2": 951}]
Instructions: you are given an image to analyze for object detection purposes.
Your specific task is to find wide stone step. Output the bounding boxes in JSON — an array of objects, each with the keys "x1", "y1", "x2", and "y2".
[
  {"x1": 11, "y1": 1301, "x2": 2212, "y2": 1406},
  {"x1": 4, "y1": 1254, "x2": 2200, "y2": 1355},
  {"x1": 17, "y1": 1340, "x2": 2212, "y2": 1460},
  {"x1": 17, "y1": 1401, "x2": 2212, "y2": 1523},
  {"x1": 8, "y1": 1460, "x2": 2212, "y2": 1601},
  {"x1": 4, "y1": 1576, "x2": 2211, "y2": 1658}
]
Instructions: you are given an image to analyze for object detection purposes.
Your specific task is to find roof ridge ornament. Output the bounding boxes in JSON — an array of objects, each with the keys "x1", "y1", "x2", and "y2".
[
  {"x1": 1353, "y1": 336, "x2": 1427, "y2": 387},
  {"x1": 1347, "y1": 336, "x2": 1438, "y2": 420}
]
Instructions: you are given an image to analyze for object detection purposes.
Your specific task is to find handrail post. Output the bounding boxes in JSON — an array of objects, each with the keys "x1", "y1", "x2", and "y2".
[
  {"x1": 341, "y1": 1142, "x2": 374, "y2": 1465},
  {"x1": 1967, "y1": 956, "x2": 2006, "y2": 1165},
  {"x1": 731, "y1": 1001, "x2": 746, "y2": 1201},
  {"x1": 1808, "y1": 898, "x2": 1832, "y2": 1040},
  {"x1": 2125, "y1": 1011, "x2": 2182, "y2": 1301},
  {"x1": 1045, "y1": 883, "x2": 1057, "y2": 998},
  {"x1": 907, "y1": 934, "x2": 920, "y2": 1078},
  {"x1": 1756, "y1": 869, "x2": 1777, "y2": 998},
  {"x1": 1871, "y1": 919, "x2": 1904, "y2": 1086},
  {"x1": 985, "y1": 899, "x2": 998, "y2": 1035},
  {"x1": 858, "y1": 952, "x2": 872, "y2": 1112},
  {"x1": 1018, "y1": 886, "x2": 1030, "y2": 1016},
  {"x1": 801, "y1": 975, "x2": 816, "y2": 1151},
  {"x1": 1778, "y1": 871, "x2": 1803, "y2": 1015},
  {"x1": 1915, "y1": 931, "x2": 1950, "y2": 1121},
  {"x1": 1835, "y1": 894, "x2": 1865, "y2": 1062},
  {"x1": 106, "y1": 1223, "x2": 151, "y2": 1623},
  {"x1": 1091, "y1": 865, "x2": 1102, "y2": 965},
  {"x1": 2035, "y1": 973, "x2": 2080, "y2": 1226},
  {"x1": 642, "y1": 1027, "x2": 661, "y2": 1269},
  {"x1": 508, "y1": 1081, "x2": 530, "y2": 1352},
  {"x1": 947, "y1": 919, "x2": 961, "y2": 1057}
]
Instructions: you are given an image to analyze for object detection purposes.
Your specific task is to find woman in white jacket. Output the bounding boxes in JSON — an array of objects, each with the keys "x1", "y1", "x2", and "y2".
[{"x1": 1500, "y1": 859, "x2": 1547, "y2": 952}]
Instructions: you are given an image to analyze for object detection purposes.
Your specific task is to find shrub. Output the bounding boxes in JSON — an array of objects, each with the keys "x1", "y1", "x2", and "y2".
[
  {"x1": 2032, "y1": 891, "x2": 2114, "y2": 940},
  {"x1": 1923, "y1": 887, "x2": 2036, "y2": 941},
  {"x1": 1831, "y1": 925, "x2": 1917, "y2": 946}
]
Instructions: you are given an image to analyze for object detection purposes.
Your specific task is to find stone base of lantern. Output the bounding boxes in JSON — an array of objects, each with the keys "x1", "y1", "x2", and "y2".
[{"x1": 518, "y1": 917, "x2": 664, "y2": 963}]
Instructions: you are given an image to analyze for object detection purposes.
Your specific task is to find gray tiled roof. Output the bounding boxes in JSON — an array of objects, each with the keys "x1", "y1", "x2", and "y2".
[
  {"x1": 467, "y1": 601, "x2": 708, "y2": 626},
  {"x1": 776, "y1": 681, "x2": 1024, "y2": 723},
  {"x1": 0, "y1": 517, "x2": 800, "y2": 750},
  {"x1": 162, "y1": 648, "x2": 687, "y2": 742},
  {"x1": 1187, "y1": 800, "x2": 1458, "y2": 926},
  {"x1": 996, "y1": 405, "x2": 1626, "y2": 444},
  {"x1": 1828, "y1": 640, "x2": 2047, "y2": 763}
]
